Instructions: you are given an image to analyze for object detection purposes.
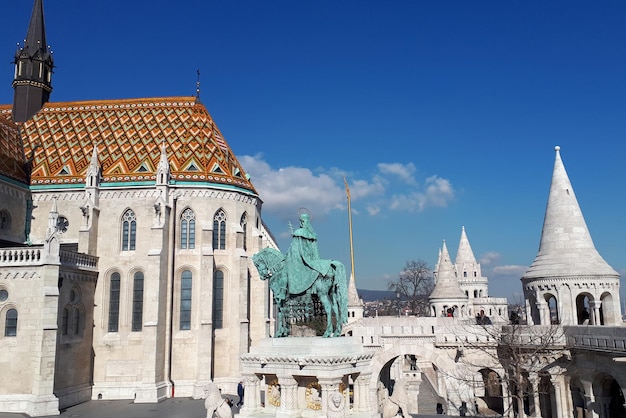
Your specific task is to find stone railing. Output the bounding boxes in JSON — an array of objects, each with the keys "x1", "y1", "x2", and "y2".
[
  {"x1": 0, "y1": 246, "x2": 97, "y2": 271},
  {"x1": 0, "y1": 247, "x2": 43, "y2": 265},
  {"x1": 60, "y1": 250, "x2": 98, "y2": 271},
  {"x1": 564, "y1": 325, "x2": 626, "y2": 353},
  {"x1": 435, "y1": 325, "x2": 501, "y2": 347},
  {"x1": 347, "y1": 319, "x2": 626, "y2": 357},
  {"x1": 499, "y1": 325, "x2": 568, "y2": 347}
]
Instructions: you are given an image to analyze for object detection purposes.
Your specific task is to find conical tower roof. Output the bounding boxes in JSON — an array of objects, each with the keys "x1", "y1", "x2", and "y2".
[
  {"x1": 430, "y1": 240, "x2": 467, "y2": 299},
  {"x1": 455, "y1": 226, "x2": 477, "y2": 267},
  {"x1": 23, "y1": 0, "x2": 49, "y2": 59},
  {"x1": 523, "y1": 146, "x2": 618, "y2": 279},
  {"x1": 347, "y1": 272, "x2": 362, "y2": 306}
]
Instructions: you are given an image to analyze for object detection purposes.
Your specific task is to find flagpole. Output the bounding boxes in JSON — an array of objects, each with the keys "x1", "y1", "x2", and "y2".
[{"x1": 344, "y1": 177, "x2": 355, "y2": 280}]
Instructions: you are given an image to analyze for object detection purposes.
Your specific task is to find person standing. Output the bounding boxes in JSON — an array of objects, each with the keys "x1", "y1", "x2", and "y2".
[{"x1": 237, "y1": 381, "x2": 244, "y2": 407}]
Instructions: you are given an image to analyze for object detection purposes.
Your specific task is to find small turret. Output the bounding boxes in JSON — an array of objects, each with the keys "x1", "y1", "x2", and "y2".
[
  {"x1": 455, "y1": 226, "x2": 488, "y2": 299},
  {"x1": 429, "y1": 240, "x2": 467, "y2": 318}
]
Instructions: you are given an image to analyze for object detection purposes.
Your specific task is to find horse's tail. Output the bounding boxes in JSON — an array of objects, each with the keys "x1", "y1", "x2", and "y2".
[{"x1": 334, "y1": 261, "x2": 349, "y2": 327}]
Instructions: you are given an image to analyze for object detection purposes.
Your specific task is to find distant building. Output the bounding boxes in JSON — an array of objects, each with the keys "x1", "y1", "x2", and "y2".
[{"x1": 430, "y1": 228, "x2": 508, "y2": 323}]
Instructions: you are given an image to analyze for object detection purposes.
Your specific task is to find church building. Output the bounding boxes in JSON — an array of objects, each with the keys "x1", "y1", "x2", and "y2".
[{"x1": 0, "y1": 0, "x2": 276, "y2": 415}]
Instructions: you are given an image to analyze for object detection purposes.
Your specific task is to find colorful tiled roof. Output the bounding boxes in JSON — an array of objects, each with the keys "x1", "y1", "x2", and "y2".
[
  {"x1": 0, "y1": 97, "x2": 256, "y2": 193},
  {"x1": 0, "y1": 115, "x2": 28, "y2": 184}
]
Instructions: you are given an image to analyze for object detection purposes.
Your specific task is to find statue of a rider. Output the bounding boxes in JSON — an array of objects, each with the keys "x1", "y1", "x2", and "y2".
[{"x1": 284, "y1": 213, "x2": 332, "y2": 294}]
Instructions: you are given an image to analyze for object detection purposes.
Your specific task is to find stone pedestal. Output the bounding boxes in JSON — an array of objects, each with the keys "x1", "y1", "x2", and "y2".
[{"x1": 239, "y1": 337, "x2": 377, "y2": 418}]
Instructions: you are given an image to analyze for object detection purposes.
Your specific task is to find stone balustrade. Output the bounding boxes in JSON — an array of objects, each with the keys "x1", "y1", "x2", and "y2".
[
  {"x1": 348, "y1": 318, "x2": 626, "y2": 357},
  {"x1": 59, "y1": 250, "x2": 98, "y2": 270},
  {"x1": 0, "y1": 247, "x2": 43, "y2": 265},
  {"x1": 0, "y1": 247, "x2": 97, "y2": 271},
  {"x1": 564, "y1": 325, "x2": 626, "y2": 353}
]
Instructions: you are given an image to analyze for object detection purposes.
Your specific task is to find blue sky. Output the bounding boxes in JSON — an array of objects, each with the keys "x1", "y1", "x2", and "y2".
[{"x1": 2, "y1": 1, "x2": 626, "y2": 303}]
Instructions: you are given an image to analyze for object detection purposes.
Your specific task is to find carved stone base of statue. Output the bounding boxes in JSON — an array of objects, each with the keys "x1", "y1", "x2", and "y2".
[{"x1": 239, "y1": 337, "x2": 378, "y2": 418}]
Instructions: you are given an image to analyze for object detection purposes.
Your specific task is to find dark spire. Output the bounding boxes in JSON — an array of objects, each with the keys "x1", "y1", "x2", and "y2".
[
  {"x1": 12, "y1": 0, "x2": 54, "y2": 123},
  {"x1": 24, "y1": 0, "x2": 48, "y2": 58},
  {"x1": 195, "y1": 69, "x2": 201, "y2": 103}
]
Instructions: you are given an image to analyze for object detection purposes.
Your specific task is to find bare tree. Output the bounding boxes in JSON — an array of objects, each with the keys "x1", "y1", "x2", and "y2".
[
  {"x1": 443, "y1": 315, "x2": 570, "y2": 418},
  {"x1": 388, "y1": 260, "x2": 434, "y2": 317}
]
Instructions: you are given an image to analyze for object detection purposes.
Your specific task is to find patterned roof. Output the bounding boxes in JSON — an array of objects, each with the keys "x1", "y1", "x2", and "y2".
[
  {"x1": 0, "y1": 97, "x2": 256, "y2": 193},
  {"x1": 0, "y1": 116, "x2": 28, "y2": 183}
]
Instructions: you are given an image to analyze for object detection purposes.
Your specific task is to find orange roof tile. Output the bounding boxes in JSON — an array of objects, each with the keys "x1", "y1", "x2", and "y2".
[
  {"x1": 0, "y1": 114, "x2": 28, "y2": 184},
  {"x1": 0, "y1": 97, "x2": 256, "y2": 193}
]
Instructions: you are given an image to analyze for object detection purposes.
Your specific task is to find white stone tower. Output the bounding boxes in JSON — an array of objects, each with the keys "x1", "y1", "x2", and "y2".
[
  {"x1": 455, "y1": 226, "x2": 488, "y2": 300},
  {"x1": 429, "y1": 240, "x2": 468, "y2": 318},
  {"x1": 521, "y1": 146, "x2": 621, "y2": 326}
]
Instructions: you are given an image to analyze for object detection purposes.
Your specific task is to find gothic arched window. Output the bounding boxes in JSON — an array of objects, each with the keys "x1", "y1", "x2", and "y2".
[
  {"x1": 5, "y1": 309, "x2": 17, "y2": 337},
  {"x1": 213, "y1": 209, "x2": 226, "y2": 250},
  {"x1": 180, "y1": 208, "x2": 196, "y2": 249},
  {"x1": 108, "y1": 272, "x2": 121, "y2": 332},
  {"x1": 240, "y1": 213, "x2": 248, "y2": 251},
  {"x1": 132, "y1": 271, "x2": 144, "y2": 332},
  {"x1": 180, "y1": 270, "x2": 192, "y2": 330},
  {"x1": 213, "y1": 270, "x2": 224, "y2": 329},
  {"x1": 62, "y1": 307, "x2": 69, "y2": 335},
  {"x1": 121, "y1": 209, "x2": 137, "y2": 251}
]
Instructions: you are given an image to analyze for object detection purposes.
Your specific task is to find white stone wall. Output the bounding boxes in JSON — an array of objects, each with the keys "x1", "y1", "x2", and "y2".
[{"x1": 27, "y1": 183, "x2": 272, "y2": 402}]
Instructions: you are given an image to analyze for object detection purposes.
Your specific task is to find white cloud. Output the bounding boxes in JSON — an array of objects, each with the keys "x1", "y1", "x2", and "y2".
[
  {"x1": 479, "y1": 251, "x2": 527, "y2": 280},
  {"x1": 240, "y1": 155, "x2": 455, "y2": 220},
  {"x1": 419, "y1": 176, "x2": 455, "y2": 210},
  {"x1": 240, "y1": 155, "x2": 345, "y2": 221},
  {"x1": 349, "y1": 178, "x2": 385, "y2": 200},
  {"x1": 492, "y1": 265, "x2": 528, "y2": 276},
  {"x1": 366, "y1": 205, "x2": 381, "y2": 216},
  {"x1": 388, "y1": 175, "x2": 455, "y2": 212},
  {"x1": 479, "y1": 251, "x2": 501, "y2": 266},
  {"x1": 377, "y1": 162, "x2": 417, "y2": 185}
]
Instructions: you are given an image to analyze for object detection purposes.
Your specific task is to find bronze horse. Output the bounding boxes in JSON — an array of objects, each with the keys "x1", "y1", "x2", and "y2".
[{"x1": 252, "y1": 247, "x2": 348, "y2": 337}]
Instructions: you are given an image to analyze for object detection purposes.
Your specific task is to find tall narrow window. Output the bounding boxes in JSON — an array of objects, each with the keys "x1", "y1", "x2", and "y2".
[
  {"x1": 213, "y1": 209, "x2": 226, "y2": 250},
  {"x1": 108, "y1": 272, "x2": 121, "y2": 332},
  {"x1": 240, "y1": 213, "x2": 248, "y2": 251},
  {"x1": 62, "y1": 307, "x2": 69, "y2": 335},
  {"x1": 122, "y1": 209, "x2": 137, "y2": 251},
  {"x1": 180, "y1": 270, "x2": 192, "y2": 330},
  {"x1": 5, "y1": 309, "x2": 17, "y2": 337},
  {"x1": 73, "y1": 308, "x2": 80, "y2": 335},
  {"x1": 132, "y1": 272, "x2": 144, "y2": 332},
  {"x1": 180, "y1": 208, "x2": 196, "y2": 249},
  {"x1": 213, "y1": 270, "x2": 224, "y2": 329}
]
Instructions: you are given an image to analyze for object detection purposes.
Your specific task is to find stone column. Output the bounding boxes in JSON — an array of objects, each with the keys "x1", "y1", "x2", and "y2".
[
  {"x1": 527, "y1": 372, "x2": 539, "y2": 417},
  {"x1": 550, "y1": 368, "x2": 574, "y2": 418},
  {"x1": 589, "y1": 300, "x2": 602, "y2": 326},
  {"x1": 319, "y1": 378, "x2": 343, "y2": 418},
  {"x1": 403, "y1": 372, "x2": 422, "y2": 415},
  {"x1": 353, "y1": 373, "x2": 372, "y2": 412},
  {"x1": 536, "y1": 301, "x2": 548, "y2": 326},
  {"x1": 240, "y1": 374, "x2": 261, "y2": 414},
  {"x1": 276, "y1": 376, "x2": 299, "y2": 418},
  {"x1": 549, "y1": 373, "x2": 563, "y2": 418},
  {"x1": 525, "y1": 299, "x2": 535, "y2": 325},
  {"x1": 581, "y1": 379, "x2": 599, "y2": 418}
]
